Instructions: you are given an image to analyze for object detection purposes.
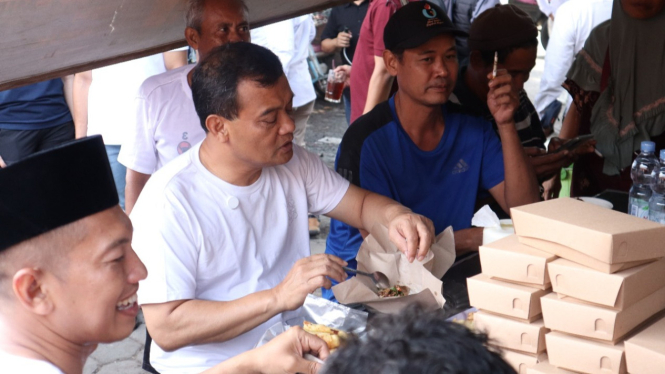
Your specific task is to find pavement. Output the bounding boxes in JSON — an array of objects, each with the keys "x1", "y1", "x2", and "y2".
[{"x1": 84, "y1": 43, "x2": 549, "y2": 373}]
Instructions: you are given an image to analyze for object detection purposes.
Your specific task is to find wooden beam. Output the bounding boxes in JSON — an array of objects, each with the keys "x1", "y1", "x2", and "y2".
[{"x1": 0, "y1": 0, "x2": 350, "y2": 91}]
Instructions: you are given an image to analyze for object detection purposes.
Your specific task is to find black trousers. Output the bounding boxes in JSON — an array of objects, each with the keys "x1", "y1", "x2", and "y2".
[{"x1": 0, "y1": 121, "x2": 75, "y2": 165}]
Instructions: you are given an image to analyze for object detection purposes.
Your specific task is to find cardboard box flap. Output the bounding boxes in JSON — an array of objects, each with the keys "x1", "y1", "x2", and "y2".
[
  {"x1": 546, "y1": 332, "x2": 626, "y2": 374},
  {"x1": 540, "y1": 287, "x2": 665, "y2": 343},
  {"x1": 518, "y1": 236, "x2": 652, "y2": 274},
  {"x1": 502, "y1": 350, "x2": 547, "y2": 374},
  {"x1": 467, "y1": 274, "x2": 549, "y2": 320},
  {"x1": 625, "y1": 314, "x2": 665, "y2": 374},
  {"x1": 526, "y1": 359, "x2": 576, "y2": 374},
  {"x1": 548, "y1": 258, "x2": 665, "y2": 309},
  {"x1": 474, "y1": 311, "x2": 548, "y2": 354},
  {"x1": 480, "y1": 235, "x2": 556, "y2": 285},
  {"x1": 511, "y1": 198, "x2": 665, "y2": 264}
]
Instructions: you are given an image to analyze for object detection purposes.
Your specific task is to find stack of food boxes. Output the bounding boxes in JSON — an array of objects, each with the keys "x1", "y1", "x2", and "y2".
[
  {"x1": 466, "y1": 234, "x2": 555, "y2": 373},
  {"x1": 506, "y1": 198, "x2": 665, "y2": 374}
]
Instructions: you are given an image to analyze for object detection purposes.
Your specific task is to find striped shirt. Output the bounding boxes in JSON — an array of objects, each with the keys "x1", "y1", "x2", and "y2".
[{"x1": 451, "y1": 66, "x2": 546, "y2": 149}]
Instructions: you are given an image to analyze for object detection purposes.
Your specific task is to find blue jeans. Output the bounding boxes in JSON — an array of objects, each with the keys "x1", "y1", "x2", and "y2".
[{"x1": 106, "y1": 145, "x2": 126, "y2": 210}]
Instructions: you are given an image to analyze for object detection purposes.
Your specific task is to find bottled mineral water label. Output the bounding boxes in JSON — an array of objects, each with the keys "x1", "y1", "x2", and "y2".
[{"x1": 629, "y1": 197, "x2": 650, "y2": 219}]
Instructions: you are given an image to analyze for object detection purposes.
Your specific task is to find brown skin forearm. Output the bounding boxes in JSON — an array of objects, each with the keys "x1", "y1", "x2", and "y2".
[
  {"x1": 560, "y1": 103, "x2": 581, "y2": 139},
  {"x1": 142, "y1": 289, "x2": 282, "y2": 352},
  {"x1": 321, "y1": 38, "x2": 339, "y2": 54},
  {"x1": 495, "y1": 124, "x2": 540, "y2": 211},
  {"x1": 363, "y1": 56, "x2": 394, "y2": 114},
  {"x1": 454, "y1": 227, "x2": 483, "y2": 255},
  {"x1": 124, "y1": 169, "x2": 151, "y2": 214}
]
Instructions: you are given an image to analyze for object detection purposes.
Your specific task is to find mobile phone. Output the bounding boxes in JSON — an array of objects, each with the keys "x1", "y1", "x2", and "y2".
[{"x1": 555, "y1": 134, "x2": 595, "y2": 153}]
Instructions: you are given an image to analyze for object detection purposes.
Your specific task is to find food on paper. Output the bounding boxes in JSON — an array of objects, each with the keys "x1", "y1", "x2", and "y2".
[
  {"x1": 452, "y1": 311, "x2": 475, "y2": 330},
  {"x1": 303, "y1": 321, "x2": 348, "y2": 351},
  {"x1": 377, "y1": 285, "x2": 410, "y2": 298}
]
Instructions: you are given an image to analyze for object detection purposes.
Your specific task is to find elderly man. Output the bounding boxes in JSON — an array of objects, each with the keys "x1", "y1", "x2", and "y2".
[
  {"x1": 131, "y1": 42, "x2": 434, "y2": 374},
  {"x1": 0, "y1": 136, "x2": 332, "y2": 374},
  {"x1": 119, "y1": 0, "x2": 251, "y2": 214},
  {"x1": 324, "y1": 1, "x2": 540, "y2": 301}
]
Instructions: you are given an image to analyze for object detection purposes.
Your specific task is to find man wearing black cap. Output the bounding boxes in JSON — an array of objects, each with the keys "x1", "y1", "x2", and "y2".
[
  {"x1": 324, "y1": 1, "x2": 540, "y2": 301},
  {"x1": 0, "y1": 136, "x2": 337, "y2": 374},
  {"x1": 452, "y1": 4, "x2": 579, "y2": 196}
]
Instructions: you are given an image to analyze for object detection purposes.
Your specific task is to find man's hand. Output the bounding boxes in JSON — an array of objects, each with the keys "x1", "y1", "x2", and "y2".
[
  {"x1": 387, "y1": 212, "x2": 435, "y2": 263},
  {"x1": 487, "y1": 70, "x2": 518, "y2": 127},
  {"x1": 542, "y1": 173, "x2": 561, "y2": 200},
  {"x1": 336, "y1": 31, "x2": 352, "y2": 48},
  {"x1": 335, "y1": 65, "x2": 352, "y2": 88},
  {"x1": 203, "y1": 327, "x2": 329, "y2": 374},
  {"x1": 273, "y1": 254, "x2": 348, "y2": 311},
  {"x1": 253, "y1": 327, "x2": 329, "y2": 374},
  {"x1": 524, "y1": 147, "x2": 571, "y2": 181}
]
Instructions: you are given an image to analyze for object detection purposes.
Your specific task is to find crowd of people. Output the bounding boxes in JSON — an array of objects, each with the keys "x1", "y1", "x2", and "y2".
[{"x1": 1, "y1": 0, "x2": 664, "y2": 373}]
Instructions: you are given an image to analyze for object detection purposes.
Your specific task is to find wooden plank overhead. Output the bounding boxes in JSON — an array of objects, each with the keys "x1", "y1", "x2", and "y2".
[{"x1": 0, "y1": 0, "x2": 349, "y2": 91}]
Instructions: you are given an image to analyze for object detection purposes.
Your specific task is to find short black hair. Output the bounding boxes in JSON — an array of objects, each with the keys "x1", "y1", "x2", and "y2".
[
  {"x1": 191, "y1": 42, "x2": 284, "y2": 132},
  {"x1": 322, "y1": 305, "x2": 516, "y2": 374},
  {"x1": 478, "y1": 39, "x2": 538, "y2": 66}
]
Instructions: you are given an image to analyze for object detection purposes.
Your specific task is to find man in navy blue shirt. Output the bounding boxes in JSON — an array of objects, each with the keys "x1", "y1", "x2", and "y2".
[
  {"x1": 324, "y1": 1, "x2": 539, "y2": 301},
  {"x1": 0, "y1": 78, "x2": 74, "y2": 165}
]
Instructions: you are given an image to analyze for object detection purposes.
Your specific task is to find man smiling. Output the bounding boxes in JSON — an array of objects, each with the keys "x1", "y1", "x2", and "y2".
[
  {"x1": 325, "y1": 1, "x2": 540, "y2": 301},
  {"x1": 0, "y1": 136, "x2": 338, "y2": 374}
]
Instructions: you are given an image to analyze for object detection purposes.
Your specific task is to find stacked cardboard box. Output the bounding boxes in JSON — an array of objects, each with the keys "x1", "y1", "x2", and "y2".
[
  {"x1": 467, "y1": 235, "x2": 554, "y2": 373},
  {"x1": 509, "y1": 198, "x2": 665, "y2": 374}
]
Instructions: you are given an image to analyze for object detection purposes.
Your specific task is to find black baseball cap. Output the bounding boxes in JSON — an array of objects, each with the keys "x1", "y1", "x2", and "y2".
[{"x1": 384, "y1": 1, "x2": 467, "y2": 51}]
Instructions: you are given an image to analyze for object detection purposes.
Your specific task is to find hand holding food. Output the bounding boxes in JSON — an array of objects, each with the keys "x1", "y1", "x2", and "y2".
[
  {"x1": 387, "y1": 211, "x2": 435, "y2": 263},
  {"x1": 249, "y1": 326, "x2": 330, "y2": 374},
  {"x1": 303, "y1": 321, "x2": 348, "y2": 352}
]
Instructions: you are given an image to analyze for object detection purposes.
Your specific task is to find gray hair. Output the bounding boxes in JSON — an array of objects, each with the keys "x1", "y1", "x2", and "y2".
[{"x1": 185, "y1": 0, "x2": 249, "y2": 32}]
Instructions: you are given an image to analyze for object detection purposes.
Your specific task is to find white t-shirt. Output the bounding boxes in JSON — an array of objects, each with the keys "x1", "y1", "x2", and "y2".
[
  {"x1": 87, "y1": 54, "x2": 167, "y2": 145},
  {"x1": 251, "y1": 16, "x2": 317, "y2": 108},
  {"x1": 131, "y1": 143, "x2": 350, "y2": 374},
  {"x1": 0, "y1": 351, "x2": 64, "y2": 374},
  {"x1": 118, "y1": 64, "x2": 205, "y2": 174}
]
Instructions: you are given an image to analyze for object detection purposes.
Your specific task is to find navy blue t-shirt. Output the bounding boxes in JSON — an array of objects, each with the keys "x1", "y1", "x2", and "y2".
[
  {"x1": 323, "y1": 96, "x2": 505, "y2": 301},
  {"x1": 0, "y1": 79, "x2": 73, "y2": 130}
]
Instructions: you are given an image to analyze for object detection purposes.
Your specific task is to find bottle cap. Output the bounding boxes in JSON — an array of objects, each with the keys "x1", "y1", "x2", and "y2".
[{"x1": 641, "y1": 141, "x2": 656, "y2": 153}]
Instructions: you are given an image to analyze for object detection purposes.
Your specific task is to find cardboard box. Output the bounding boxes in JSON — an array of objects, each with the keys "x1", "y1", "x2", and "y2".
[
  {"x1": 526, "y1": 359, "x2": 576, "y2": 374},
  {"x1": 467, "y1": 274, "x2": 549, "y2": 321},
  {"x1": 548, "y1": 257, "x2": 665, "y2": 309},
  {"x1": 625, "y1": 314, "x2": 665, "y2": 374},
  {"x1": 480, "y1": 235, "x2": 556, "y2": 287},
  {"x1": 546, "y1": 332, "x2": 626, "y2": 374},
  {"x1": 540, "y1": 287, "x2": 665, "y2": 342},
  {"x1": 511, "y1": 198, "x2": 665, "y2": 265},
  {"x1": 519, "y1": 236, "x2": 651, "y2": 274},
  {"x1": 502, "y1": 350, "x2": 547, "y2": 374},
  {"x1": 474, "y1": 311, "x2": 547, "y2": 354}
]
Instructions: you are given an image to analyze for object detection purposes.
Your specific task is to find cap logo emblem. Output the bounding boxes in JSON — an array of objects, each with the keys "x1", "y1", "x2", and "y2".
[{"x1": 422, "y1": 3, "x2": 437, "y2": 18}]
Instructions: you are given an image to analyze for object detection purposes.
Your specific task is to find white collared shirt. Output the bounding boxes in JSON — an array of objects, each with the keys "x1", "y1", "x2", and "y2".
[{"x1": 534, "y1": 0, "x2": 612, "y2": 119}]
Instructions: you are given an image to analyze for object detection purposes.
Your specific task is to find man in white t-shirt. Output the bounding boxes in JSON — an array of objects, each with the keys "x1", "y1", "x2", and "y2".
[
  {"x1": 132, "y1": 42, "x2": 435, "y2": 374},
  {"x1": 0, "y1": 136, "x2": 335, "y2": 374},
  {"x1": 119, "y1": 0, "x2": 251, "y2": 214},
  {"x1": 72, "y1": 50, "x2": 187, "y2": 210}
]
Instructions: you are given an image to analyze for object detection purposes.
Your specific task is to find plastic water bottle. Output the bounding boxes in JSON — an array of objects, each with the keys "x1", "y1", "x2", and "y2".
[
  {"x1": 649, "y1": 149, "x2": 665, "y2": 224},
  {"x1": 629, "y1": 141, "x2": 658, "y2": 218}
]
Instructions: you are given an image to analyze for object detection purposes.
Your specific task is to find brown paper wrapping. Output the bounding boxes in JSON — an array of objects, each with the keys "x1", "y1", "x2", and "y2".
[{"x1": 332, "y1": 224, "x2": 456, "y2": 314}]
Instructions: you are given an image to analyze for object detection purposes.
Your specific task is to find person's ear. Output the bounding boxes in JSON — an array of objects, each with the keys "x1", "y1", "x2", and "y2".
[
  {"x1": 12, "y1": 268, "x2": 54, "y2": 316},
  {"x1": 185, "y1": 27, "x2": 200, "y2": 51},
  {"x1": 205, "y1": 115, "x2": 231, "y2": 142},
  {"x1": 383, "y1": 50, "x2": 399, "y2": 77}
]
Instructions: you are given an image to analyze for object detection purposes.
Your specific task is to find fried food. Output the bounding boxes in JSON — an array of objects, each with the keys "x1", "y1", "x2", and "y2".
[
  {"x1": 377, "y1": 285, "x2": 409, "y2": 298},
  {"x1": 303, "y1": 321, "x2": 348, "y2": 350}
]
